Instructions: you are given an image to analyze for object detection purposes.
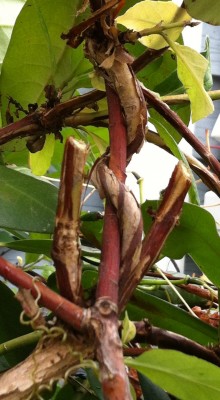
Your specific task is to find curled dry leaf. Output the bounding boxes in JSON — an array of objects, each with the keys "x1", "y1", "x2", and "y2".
[{"x1": 91, "y1": 160, "x2": 143, "y2": 279}]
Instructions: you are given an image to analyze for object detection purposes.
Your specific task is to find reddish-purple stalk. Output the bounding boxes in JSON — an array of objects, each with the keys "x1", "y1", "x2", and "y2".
[
  {"x1": 96, "y1": 84, "x2": 127, "y2": 303},
  {"x1": 0, "y1": 257, "x2": 86, "y2": 332},
  {"x1": 143, "y1": 87, "x2": 220, "y2": 177}
]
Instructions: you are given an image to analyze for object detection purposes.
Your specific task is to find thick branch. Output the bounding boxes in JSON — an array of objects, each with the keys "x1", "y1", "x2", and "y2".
[
  {"x1": 0, "y1": 334, "x2": 94, "y2": 400},
  {"x1": 96, "y1": 84, "x2": 127, "y2": 301},
  {"x1": 0, "y1": 90, "x2": 105, "y2": 146},
  {"x1": 94, "y1": 84, "x2": 131, "y2": 398}
]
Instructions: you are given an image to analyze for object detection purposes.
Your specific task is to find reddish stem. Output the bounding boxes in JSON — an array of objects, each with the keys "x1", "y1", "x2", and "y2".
[
  {"x1": 0, "y1": 257, "x2": 85, "y2": 332},
  {"x1": 143, "y1": 87, "x2": 220, "y2": 177},
  {"x1": 96, "y1": 84, "x2": 127, "y2": 303}
]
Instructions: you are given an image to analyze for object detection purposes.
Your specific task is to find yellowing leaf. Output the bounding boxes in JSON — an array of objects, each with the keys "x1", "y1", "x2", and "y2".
[
  {"x1": 29, "y1": 134, "x2": 55, "y2": 176},
  {"x1": 89, "y1": 71, "x2": 105, "y2": 91},
  {"x1": 121, "y1": 311, "x2": 136, "y2": 345},
  {"x1": 170, "y1": 42, "x2": 214, "y2": 122},
  {"x1": 116, "y1": 0, "x2": 191, "y2": 50}
]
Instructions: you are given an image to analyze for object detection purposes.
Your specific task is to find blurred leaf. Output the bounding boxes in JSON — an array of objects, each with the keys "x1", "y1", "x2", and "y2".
[
  {"x1": 136, "y1": 51, "x2": 177, "y2": 94},
  {"x1": 0, "y1": 0, "x2": 25, "y2": 75},
  {"x1": 0, "y1": 165, "x2": 57, "y2": 232},
  {"x1": 117, "y1": 1, "x2": 191, "y2": 49},
  {"x1": 149, "y1": 103, "x2": 190, "y2": 144},
  {"x1": 138, "y1": 372, "x2": 171, "y2": 400},
  {"x1": 127, "y1": 289, "x2": 218, "y2": 345},
  {"x1": 139, "y1": 280, "x2": 207, "y2": 307},
  {"x1": 0, "y1": 281, "x2": 33, "y2": 367},
  {"x1": 183, "y1": 1, "x2": 220, "y2": 25},
  {"x1": 121, "y1": 311, "x2": 136, "y2": 345},
  {"x1": 170, "y1": 42, "x2": 214, "y2": 122},
  {"x1": 87, "y1": 369, "x2": 104, "y2": 400},
  {"x1": 149, "y1": 116, "x2": 200, "y2": 204},
  {"x1": 82, "y1": 270, "x2": 98, "y2": 291},
  {"x1": 201, "y1": 37, "x2": 213, "y2": 91},
  {"x1": 0, "y1": 239, "x2": 52, "y2": 257},
  {"x1": 142, "y1": 200, "x2": 220, "y2": 287},
  {"x1": 126, "y1": 349, "x2": 220, "y2": 400},
  {"x1": 52, "y1": 381, "x2": 98, "y2": 400},
  {"x1": 0, "y1": 0, "x2": 92, "y2": 126},
  {"x1": 0, "y1": 355, "x2": 10, "y2": 373},
  {"x1": 80, "y1": 220, "x2": 103, "y2": 249},
  {"x1": 29, "y1": 134, "x2": 55, "y2": 175}
]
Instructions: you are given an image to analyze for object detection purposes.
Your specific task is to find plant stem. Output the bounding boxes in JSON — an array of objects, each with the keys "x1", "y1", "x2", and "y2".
[
  {"x1": 161, "y1": 90, "x2": 220, "y2": 105},
  {"x1": 143, "y1": 87, "x2": 220, "y2": 177},
  {"x1": 96, "y1": 84, "x2": 127, "y2": 302},
  {"x1": 120, "y1": 20, "x2": 198, "y2": 43},
  {"x1": 0, "y1": 331, "x2": 42, "y2": 356},
  {"x1": 51, "y1": 137, "x2": 88, "y2": 304},
  {"x1": 0, "y1": 256, "x2": 86, "y2": 332}
]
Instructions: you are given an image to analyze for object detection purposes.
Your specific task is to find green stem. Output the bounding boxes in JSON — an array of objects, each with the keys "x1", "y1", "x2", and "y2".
[
  {"x1": 140, "y1": 278, "x2": 189, "y2": 286},
  {"x1": 155, "y1": 267, "x2": 198, "y2": 317},
  {"x1": 161, "y1": 90, "x2": 220, "y2": 105},
  {"x1": 0, "y1": 331, "x2": 42, "y2": 356},
  {"x1": 122, "y1": 20, "x2": 198, "y2": 43}
]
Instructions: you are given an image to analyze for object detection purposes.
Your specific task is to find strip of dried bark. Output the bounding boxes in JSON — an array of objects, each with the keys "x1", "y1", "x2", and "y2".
[
  {"x1": 0, "y1": 334, "x2": 94, "y2": 400},
  {"x1": 92, "y1": 161, "x2": 143, "y2": 286},
  {"x1": 51, "y1": 137, "x2": 88, "y2": 304},
  {"x1": 119, "y1": 161, "x2": 191, "y2": 311},
  {"x1": 85, "y1": 40, "x2": 146, "y2": 159}
]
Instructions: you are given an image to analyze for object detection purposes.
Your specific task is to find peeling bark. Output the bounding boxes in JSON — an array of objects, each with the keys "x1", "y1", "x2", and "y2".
[
  {"x1": 51, "y1": 137, "x2": 88, "y2": 304},
  {"x1": 119, "y1": 161, "x2": 191, "y2": 311},
  {"x1": 0, "y1": 334, "x2": 94, "y2": 400}
]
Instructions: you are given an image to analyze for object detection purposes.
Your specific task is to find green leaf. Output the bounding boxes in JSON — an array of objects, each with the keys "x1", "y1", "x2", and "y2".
[
  {"x1": 29, "y1": 134, "x2": 55, "y2": 175},
  {"x1": 183, "y1": 0, "x2": 220, "y2": 25},
  {"x1": 87, "y1": 369, "x2": 104, "y2": 400},
  {"x1": 128, "y1": 289, "x2": 218, "y2": 345},
  {"x1": 0, "y1": 0, "x2": 92, "y2": 125},
  {"x1": 81, "y1": 220, "x2": 103, "y2": 249},
  {"x1": 0, "y1": 165, "x2": 57, "y2": 232},
  {"x1": 142, "y1": 200, "x2": 220, "y2": 287},
  {"x1": 0, "y1": 281, "x2": 33, "y2": 367},
  {"x1": 149, "y1": 116, "x2": 200, "y2": 205},
  {"x1": 138, "y1": 372, "x2": 171, "y2": 400},
  {"x1": 121, "y1": 311, "x2": 136, "y2": 345},
  {"x1": 201, "y1": 37, "x2": 213, "y2": 91},
  {"x1": 168, "y1": 41, "x2": 214, "y2": 122},
  {"x1": 149, "y1": 103, "x2": 191, "y2": 144},
  {"x1": 116, "y1": 1, "x2": 191, "y2": 49},
  {"x1": 126, "y1": 349, "x2": 220, "y2": 400},
  {"x1": 0, "y1": 239, "x2": 52, "y2": 257},
  {"x1": 0, "y1": 0, "x2": 25, "y2": 74},
  {"x1": 82, "y1": 270, "x2": 98, "y2": 291}
]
